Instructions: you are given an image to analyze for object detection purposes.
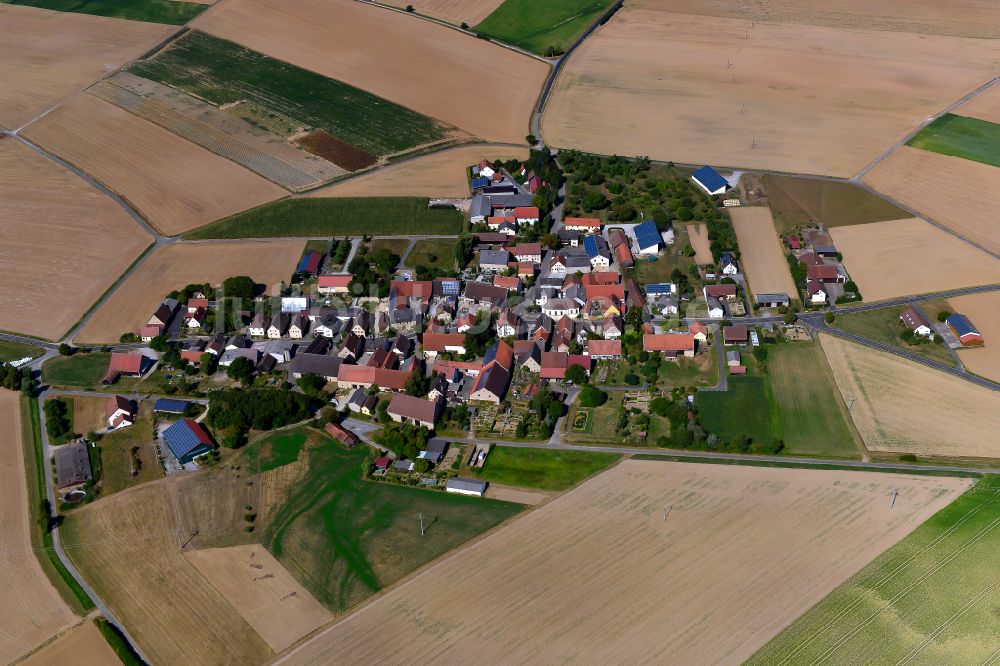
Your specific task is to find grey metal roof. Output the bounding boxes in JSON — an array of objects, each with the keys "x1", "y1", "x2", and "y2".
[
  {"x1": 447, "y1": 477, "x2": 487, "y2": 493},
  {"x1": 480, "y1": 249, "x2": 511, "y2": 266}
]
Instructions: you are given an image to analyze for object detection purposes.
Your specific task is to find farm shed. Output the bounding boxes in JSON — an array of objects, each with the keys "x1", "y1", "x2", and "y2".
[
  {"x1": 643, "y1": 334, "x2": 696, "y2": 357},
  {"x1": 297, "y1": 251, "x2": 323, "y2": 276},
  {"x1": 755, "y1": 293, "x2": 790, "y2": 308},
  {"x1": 102, "y1": 352, "x2": 153, "y2": 385},
  {"x1": 54, "y1": 440, "x2": 93, "y2": 490},
  {"x1": 634, "y1": 220, "x2": 661, "y2": 256},
  {"x1": 692, "y1": 166, "x2": 730, "y2": 195},
  {"x1": 387, "y1": 393, "x2": 442, "y2": 428},
  {"x1": 947, "y1": 313, "x2": 984, "y2": 346},
  {"x1": 162, "y1": 418, "x2": 215, "y2": 465},
  {"x1": 446, "y1": 477, "x2": 487, "y2": 497},
  {"x1": 325, "y1": 422, "x2": 358, "y2": 447},
  {"x1": 317, "y1": 274, "x2": 352, "y2": 294},
  {"x1": 153, "y1": 398, "x2": 191, "y2": 414}
]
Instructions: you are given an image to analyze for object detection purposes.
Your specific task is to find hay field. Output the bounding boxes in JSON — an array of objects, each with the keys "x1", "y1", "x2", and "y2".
[
  {"x1": 380, "y1": 0, "x2": 502, "y2": 26},
  {"x1": 729, "y1": 207, "x2": 797, "y2": 299},
  {"x1": 75, "y1": 240, "x2": 304, "y2": 344},
  {"x1": 192, "y1": 0, "x2": 548, "y2": 144},
  {"x1": 0, "y1": 4, "x2": 172, "y2": 128},
  {"x1": 280, "y1": 460, "x2": 968, "y2": 665},
  {"x1": 829, "y1": 218, "x2": 1000, "y2": 302},
  {"x1": 312, "y1": 144, "x2": 529, "y2": 198},
  {"x1": 184, "y1": 545, "x2": 331, "y2": 652},
  {"x1": 21, "y1": 622, "x2": 120, "y2": 666},
  {"x1": 0, "y1": 390, "x2": 77, "y2": 664},
  {"x1": 820, "y1": 334, "x2": 1000, "y2": 457},
  {"x1": 862, "y1": 146, "x2": 1000, "y2": 254},
  {"x1": 686, "y1": 223, "x2": 714, "y2": 265},
  {"x1": 0, "y1": 139, "x2": 150, "y2": 340},
  {"x1": 948, "y1": 291, "x2": 1000, "y2": 382},
  {"x1": 23, "y1": 94, "x2": 286, "y2": 235},
  {"x1": 71, "y1": 396, "x2": 108, "y2": 436},
  {"x1": 541, "y1": 2, "x2": 1000, "y2": 177},
  {"x1": 61, "y1": 482, "x2": 272, "y2": 666}
]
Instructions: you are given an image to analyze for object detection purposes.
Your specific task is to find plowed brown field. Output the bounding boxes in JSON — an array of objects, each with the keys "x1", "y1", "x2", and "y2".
[
  {"x1": 948, "y1": 292, "x2": 1000, "y2": 383},
  {"x1": 279, "y1": 461, "x2": 968, "y2": 664},
  {"x1": 75, "y1": 241, "x2": 305, "y2": 344},
  {"x1": 829, "y1": 218, "x2": 1000, "y2": 301},
  {"x1": 193, "y1": 0, "x2": 548, "y2": 144},
  {"x1": 820, "y1": 334, "x2": 1000, "y2": 457},
  {"x1": 687, "y1": 223, "x2": 714, "y2": 265},
  {"x1": 862, "y1": 146, "x2": 1000, "y2": 254},
  {"x1": 0, "y1": 139, "x2": 151, "y2": 340},
  {"x1": 311, "y1": 145, "x2": 529, "y2": 198},
  {"x1": 0, "y1": 5, "x2": 172, "y2": 128},
  {"x1": 542, "y1": 0, "x2": 1000, "y2": 177},
  {"x1": 23, "y1": 94, "x2": 285, "y2": 235}
]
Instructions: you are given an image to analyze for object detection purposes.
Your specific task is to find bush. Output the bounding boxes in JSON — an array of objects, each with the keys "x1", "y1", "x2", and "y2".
[
  {"x1": 221, "y1": 275, "x2": 256, "y2": 299},
  {"x1": 58, "y1": 343, "x2": 74, "y2": 356},
  {"x1": 825, "y1": 312, "x2": 835, "y2": 324},
  {"x1": 577, "y1": 384, "x2": 608, "y2": 407},
  {"x1": 624, "y1": 372, "x2": 640, "y2": 386},
  {"x1": 937, "y1": 310, "x2": 952, "y2": 322}
]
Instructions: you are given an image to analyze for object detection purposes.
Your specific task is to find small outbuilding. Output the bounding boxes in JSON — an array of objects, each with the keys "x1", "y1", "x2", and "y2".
[{"x1": 445, "y1": 477, "x2": 488, "y2": 497}]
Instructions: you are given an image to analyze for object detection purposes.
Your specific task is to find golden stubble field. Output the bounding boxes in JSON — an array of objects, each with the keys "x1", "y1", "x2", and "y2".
[
  {"x1": 75, "y1": 240, "x2": 305, "y2": 344},
  {"x1": 820, "y1": 334, "x2": 1000, "y2": 457},
  {"x1": 686, "y1": 223, "x2": 714, "y2": 265},
  {"x1": 0, "y1": 390, "x2": 77, "y2": 664},
  {"x1": 23, "y1": 94, "x2": 286, "y2": 236},
  {"x1": 830, "y1": 218, "x2": 1000, "y2": 302},
  {"x1": 948, "y1": 292, "x2": 1000, "y2": 383},
  {"x1": 378, "y1": 0, "x2": 503, "y2": 26},
  {"x1": 541, "y1": 0, "x2": 1000, "y2": 177},
  {"x1": 729, "y1": 207, "x2": 798, "y2": 298},
  {"x1": 192, "y1": 0, "x2": 548, "y2": 145},
  {"x1": 955, "y1": 82, "x2": 1000, "y2": 123},
  {"x1": 0, "y1": 138, "x2": 151, "y2": 340},
  {"x1": 862, "y1": 146, "x2": 1000, "y2": 254},
  {"x1": 278, "y1": 460, "x2": 968, "y2": 665},
  {"x1": 20, "y1": 621, "x2": 121, "y2": 666},
  {"x1": 0, "y1": 4, "x2": 173, "y2": 128},
  {"x1": 312, "y1": 144, "x2": 529, "y2": 198}
]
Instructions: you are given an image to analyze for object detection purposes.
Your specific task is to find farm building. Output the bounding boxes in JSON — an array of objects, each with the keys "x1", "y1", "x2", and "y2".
[
  {"x1": 324, "y1": 421, "x2": 358, "y2": 447},
  {"x1": 317, "y1": 274, "x2": 352, "y2": 294},
  {"x1": 704, "y1": 284, "x2": 737, "y2": 301},
  {"x1": 723, "y1": 325, "x2": 749, "y2": 345},
  {"x1": 692, "y1": 165, "x2": 730, "y2": 195},
  {"x1": 153, "y1": 398, "x2": 191, "y2": 414},
  {"x1": 421, "y1": 333, "x2": 467, "y2": 357},
  {"x1": 162, "y1": 418, "x2": 215, "y2": 465},
  {"x1": 587, "y1": 339, "x2": 622, "y2": 359},
  {"x1": 756, "y1": 293, "x2": 790, "y2": 308},
  {"x1": 563, "y1": 217, "x2": 602, "y2": 233},
  {"x1": 900, "y1": 306, "x2": 933, "y2": 337},
  {"x1": 290, "y1": 353, "x2": 342, "y2": 381},
  {"x1": 634, "y1": 220, "x2": 661, "y2": 256},
  {"x1": 445, "y1": 477, "x2": 487, "y2": 497},
  {"x1": 947, "y1": 313, "x2": 984, "y2": 346},
  {"x1": 418, "y1": 438, "x2": 448, "y2": 463},
  {"x1": 105, "y1": 395, "x2": 135, "y2": 430},
  {"x1": 643, "y1": 333, "x2": 695, "y2": 358},
  {"x1": 101, "y1": 352, "x2": 153, "y2": 385},
  {"x1": 54, "y1": 440, "x2": 93, "y2": 491},
  {"x1": 387, "y1": 393, "x2": 442, "y2": 429}
]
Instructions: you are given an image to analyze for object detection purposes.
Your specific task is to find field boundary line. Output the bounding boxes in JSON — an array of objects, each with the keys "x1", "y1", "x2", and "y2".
[{"x1": 981, "y1": 645, "x2": 1000, "y2": 666}]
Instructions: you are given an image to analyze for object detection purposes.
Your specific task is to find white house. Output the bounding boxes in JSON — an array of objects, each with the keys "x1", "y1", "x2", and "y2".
[
  {"x1": 808, "y1": 281, "x2": 828, "y2": 304},
  {"x1": 542, "y1": 298, "x2": 580, "y2": 319},
  {"x1": 105, "y1": 396, "x2": 134, "y2": 430},
  {"x1": 247, "y1": 314, "x2": 267, "y2": 338},
  {"x1": 268, "y1": 313, "x2": 290, "y2": 339},
  {"x1": 707, "y1": 297, "x2": 725, "y2": 319},
  {"x1": 720, "y1": 252, "x2": 739, "y2": 276},
  {"x1": 514, "y1": 206, "x2": 540, "y2": 226},
  {"x1": 477, "y1": 160, "x2": 496, "y2": 179},
  {"x1": 289, "y1": 314, "x2": 308, "y2": 339},
  {"x1": 563, "y1": 217, "x2": 602, "y2": 233},
  {"x1": 496, "y1": 310, "x2": 520, "y2": 338}
]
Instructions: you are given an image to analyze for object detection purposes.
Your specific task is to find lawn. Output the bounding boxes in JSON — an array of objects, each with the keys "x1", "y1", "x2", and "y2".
[
  {"x1": 128, "y1": 31, "x2": 448, "y2": 156},
  {"x1": 184, "y1": 198, "x2": 463, "y2": 239},
  {"x1": 370, "y1": 238, "x2": 410, "y2": 257},
  {"x1": 96, "y1": 407, "x2": 163, "y2": 496},
  {"x1": 602, "y1": 354, "x2": 718, "y2": 389},
  {"x1": 42, "y1": 352, "x2": 111, "y2": 388},
  {"x1": 635, "y1": 246, "x2": 697, "y2": 288},
  {"x1": 0, "y1": 338, "x2": 43, "y2": 363},
  {"x1": 407, "y1": 238, "x2": 458, "y2": 272},
  {"x1": 833, "y1": 307, "x2": 955, "y2": 367},
  {"x1": 260, "y1": 428, "x2": 522, "y2": 611},
  {"x1": 1, "y1": 0, "x2": 206, "y2": 24},
  {"x1": 471, "y1": 446, "x2": 619, "y2": 491},
  {"x1": 762, "y1": 175, "x2": 908, "y2": 235},
  {"x1": 475, "y1": 0, "x2": 615, "y2": 56},
  {"x1": 766, "y1": 343, "x2": 862, "y2": 458},
  {"x1": 747, "y1": 476, "x2": 1000, "y2": 665},
  {"x1": 907, "y1": 113, "x2": 1000, "y2": 169},
  {"x1": 563, "y1": 392, "x2": 623, "y2": 444},
  {"x1": 696, "y1": 376, "x2": 780, "y2": 447}
]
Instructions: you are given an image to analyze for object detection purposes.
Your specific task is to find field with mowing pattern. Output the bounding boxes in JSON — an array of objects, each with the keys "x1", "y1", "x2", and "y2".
[
  {"x1": 279, "y1": 461, "x2": 969, "y2": 664},
  {"x1": 948, "y1": 291, "x2": 1000, "y2": 383},
  {"x1": 20, "y1": 621, "x2": 121, "y2": 666},
  {"x1": 42, "y1": 353, "x2": 112, "y2": 388},
  {"x1": 2, "y1": 0, "x2": 206, "y2": 23},
  {"x1": 407, "y1": 239, "x2": 458, "y2": 272},
  {"x1": 471, "y1": 446, "x2": 620, "y2": 491},
  {"x1": 697, "y1": 376, "x2": 779, "y2": 447},
  {"x1": 760, "y1": 175, "x2": 908, "y2": 234},
  {"x1": 475, "y1": 0, "x2": 614, "y2": 55},
  {"x1": 907, "y1": 113, "x2": 1000, "y2": 169},
  {"x1": 729, "y1": 207, "x2": 798, "y2": 301},
  {"x1": 749, "y1": 476, "x2": 1000, "y2": 665}
]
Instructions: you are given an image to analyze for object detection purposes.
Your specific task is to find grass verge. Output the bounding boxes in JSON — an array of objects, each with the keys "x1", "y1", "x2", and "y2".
[
  {"x1": 908, "y1": 113, "x2": 1000, "y2": 168},
  {"x1": 0, "y1": 338, "x2": 44, "y2": 363},
  {"x1": 628, "y1": 453, "x2": 983, "y2": 478},
  {"x1": 471, "y1": 446, "x2": 620, "y2": 491},
  {"x1": 94, "y1": 618, "x2": 144, "y2": 666},
  {"x1": 1, "y1": 0, "x2": 205, "y2": 24},
  {"x1": 761, "y1": 174, "x2": 908, "y2": 235}
]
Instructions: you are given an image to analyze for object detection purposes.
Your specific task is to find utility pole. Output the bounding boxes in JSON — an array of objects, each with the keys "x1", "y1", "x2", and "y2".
[
  {"x1": 663, "y1": 505, "x2": 672, "y2": 522},
  {"x1": 419, "y1": 513, "x2": 426, "y2": 536},
  {"x1": 890, "y1": 488, "x2": 899, "y2": 508}
]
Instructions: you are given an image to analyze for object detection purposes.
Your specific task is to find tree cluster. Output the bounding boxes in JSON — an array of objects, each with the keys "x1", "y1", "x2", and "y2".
[
  {"x1": 376, "y1": 422, "x2": 430, "y2": 461},
  {"x1": 349, "y1": 245, "x2": 399, "y2": 298},
  {"x1": 44, "y1": 398, "x2": 72, "y2": 440},
  {"x1": 207, "y1": 388, "x2": 320, "y2": 433}
]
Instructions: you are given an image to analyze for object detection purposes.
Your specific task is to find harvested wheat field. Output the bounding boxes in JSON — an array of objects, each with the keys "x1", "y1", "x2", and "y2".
[
  {"x1": 830, "y1": 218, "x2": 1000, "y2": 302},
  {"x1": 23, "y1": 94, "x2": 285, "y2": 235},
  {"x1": 820, "y1": 334, "x2": 1000, "y2": 457},
  {"x1": 948, "y1": 292, "x2": 1000, "y2": 383},
  {"x1": 862, "y1": 146, "x2": 1000, "y2": 254},
  {"x1": 542, "y1": 1, "x2": 1000, "y2": 177},
  {"x1": 379, "y1": 0, "x2": 502, "y2": 26},
  {"x1": 0, "y1": 139, "x2": 151, "y2": 339},
  {"x1": 76, "y1": 241, "x2": 304, "y2": 344},
  {"x1": 61, "y1": 482, "x2": 271, "y2": 666},
  {"x1": 185, "y1": 545, "x2": 331, "y2": 652},
  {"x1": 312, "y1": 144, "x2": 529, "y2": 198},
  {"x1": 686, "y1": 223, "x2": 714, "y2": 265},
  {"x1": 955, "y1": 83, "x2": 1000, "y2": 124},
  {"x1": 0, "y1": 5, "x2": 172, "y2": 128},
  {"x1": 279, "y1": 460, "x2": 967, "y2": 665},
  {"x1": 193, "y1": 0, "x2": 547, "y2": 144},
  {"x1": 20, "y1": 621, "x2": 120, "y2": 666},
  {"x1": 0, "y1": 390, "x2": 77, "y2": 664},
  {"x1": 729, "y1": 208, "x2": 797, "y2": 299}
]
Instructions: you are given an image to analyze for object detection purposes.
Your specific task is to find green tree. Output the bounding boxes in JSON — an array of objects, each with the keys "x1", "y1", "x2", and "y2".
[
  {"x1": 578, "y1": 384, "x2": 608, "y2": 407},
  {"x1": 825, "y1": 312, "x2": 835, "y2": 324},
  {"x1": 58, "y1": 343, "x2": 73, "y2": 356},
  {"x1": 296, "y1": 373, "x2": 328, "y2": 397},
  {"x1": 221, "y1": 275, "x2": 256, "y2": 299},
  {"x1": 564, "y1": 363, "x2": 589, "y2": 385},
  {"x1": 404, "y1": 370, "x2": 431, "y2": 397},
  {"x1": 226, "y1": 357, "x2": 254, "y2": 385}
]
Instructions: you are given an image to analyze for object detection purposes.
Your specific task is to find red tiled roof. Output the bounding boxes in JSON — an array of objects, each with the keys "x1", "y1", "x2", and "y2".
[
  {"x1": 584, "y1": 284, "x2": 625, "y2": 301},
  {"x1": 564, "y1": 217, "x2": 601, "y2": 228},
  {"x1": 514, "y1": 206, "x2": 539, "y2": 218},
  {"x1": 807, "y1": 264, "x2": 839, "y2": 281},
  {"x1": 582, "y1": 272, "x2": 620, "y2": 286},
  {"x1": 187, "y1": 298, "x2": 209, "y2": 310},
  {"x1": 517, "y1": 262, "x2": 536, "y2": 276},
  {"x1": 432, "y1": 359, "x2": 482, "y2": 376},
  {"x1": 138, "y1": 324, "x2": 163, "y2": 338},
  {"x1": 422, "y1": 332, "x2": 466, "y2": 352},
  {"x1": 493, "y1": 275, "x2": 521, "y2": 291},
  {"x1": 325, "y1": 421, "x2": 358, "y2": 445},
  {"x1": 704, "y1": 284, "x2": 737, "y2": 298},
  {"x1": 318, "y1": 274, "x2": 352, "y2": 288},
  {"x1": 723, "y1": 325, "x2": 749, "y2": 343},
  {"x1": 643, "y1": 334, "x2": 695, "y2": 352},
  {"x1": 587, "y1": 340, "x2": 622, "y2": 356},
  {"x1": 105, "y1": 395, "x2": 132, "y2": 419}
]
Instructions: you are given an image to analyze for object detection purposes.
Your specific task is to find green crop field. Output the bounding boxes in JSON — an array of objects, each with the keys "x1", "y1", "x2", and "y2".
[
  {"x1": 259, "y1": 428, "x2": 522, "y2": 611},
  {"x1": 1, "y1": 0, "x2": 206, "y2": 23},
  {"x1": 472, "y1": 446, "x2": 619, "y2": 491},
  {"x1": 475, "y1": 0, "x2": 614, "y2": 55},
  {"x1": 748, "y1": 476, "x2": 1000, "y2": 665},
  {"x1": 697, "y1": 376, "x2": 779, "y2": 446},
  {"x1": 184, "y1": 197, "x2": 464, "y2": 239},
  {"x1": 42, "y1": 352, "x2": 111, "y2": 388},
  {"x1": 766, "y1": 343, "x2": 862, "y2": 458},
  {"x1": 834, "y1": 307, "x2": 955, "y2": 367},
  {"x1": 128, "y1": 31, "x2": 448, "y2": 156},
  {"x1": 908, "y1": 113, "x2": 1000, "y2": 169},
  {"x1": 762, "y1": 175, "x2": 908, "y2": 235},
  {"x1": 0, "y1": 338, "x2": 43, "y2": 363}
]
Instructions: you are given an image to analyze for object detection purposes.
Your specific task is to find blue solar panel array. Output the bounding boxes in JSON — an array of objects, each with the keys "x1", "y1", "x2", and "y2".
[
  {"x1": 162, "y1": 420, "x2": 208, "y2": 460},
  {"x1": 645, "y1": 283, "x2": 673, "y2": 294},
  {"x1": 471, "y1": 176, "x2": 490, "y2": 189},
  {"x1": 583, "y1": 234, "x2": 599, "y2": 259},
  {"x1": 692, "y1": 165, "x2": 729, "y2": 193},
  {"x1": 153, "y1": 398, "x2": 191, "y2": 413},
  {"x1": 439, "y1": 279, "x2": 460, "y2": 295},
  {"x1": 634, "y1": 220, "x2": 661, "y2": 250}
]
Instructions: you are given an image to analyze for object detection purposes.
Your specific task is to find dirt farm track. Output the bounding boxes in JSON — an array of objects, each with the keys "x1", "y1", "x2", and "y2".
[{"x1": 278, "y1": 460, "x2": 968, "y2": 665}]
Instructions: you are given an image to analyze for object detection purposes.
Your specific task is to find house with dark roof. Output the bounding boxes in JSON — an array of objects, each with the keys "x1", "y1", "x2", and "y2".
[
  {"x1": 479, "y1": 249, "x2": 511, "y2": 273},
  {"x1": 105, "y1": 395, "x2": 135, "y2": 430},
  {"x1": 900, "y1": 306, "x2": 933, "y2": 337},
  {"x1": 54, "y1": 440, "x2": 92, "y2": 490},
  {"x1": 692, "y1": 165, "x2": 730, "y2": 195},
  {"x1": 290, "y1": 353, "x2": 342, "y2": 381},
  {"x1": 462, "y1": 282, "x2": 509, "y2": 310},
  {"x1": 704, "y1": 284, "x2": 738, "y2": 301},
  {"x1": 153, "y1": 398, "x2": 191, "y2": 414},
  {"x1": 162, "y1": 418, "x2": 215, "y2": 465},
  {"x1": 723, "y1": 325, "x2": 749, "y2": 345},
  {"x1": 446, "y1": 477, "x2": 487, "y2": 496},
  {"x1": 387, "y1": 393, "x2": 442, "y2": 429},
  {"x1": 584, "y1": 234, "x2": 612, "y2": 269},
  {"x1": 470, "y1": 341, "x2": 514, "y2": 403},
  {"x1": 755, "y1": 293, "x2": 790, "y2": 308}
]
